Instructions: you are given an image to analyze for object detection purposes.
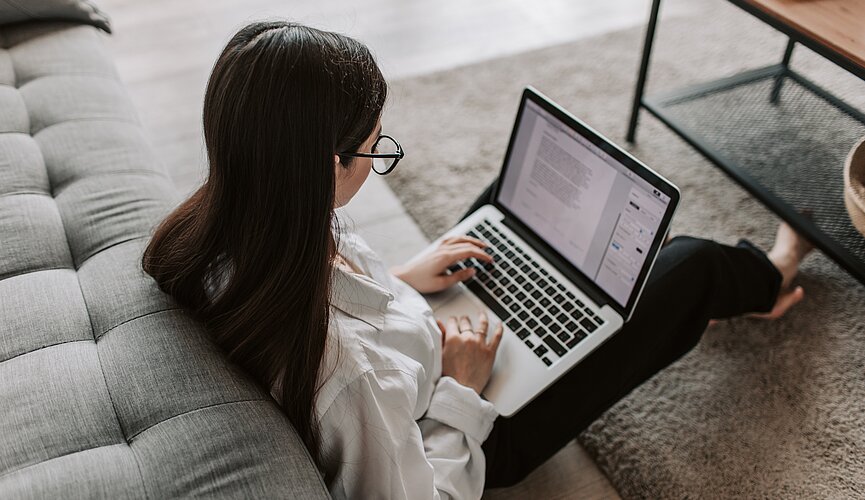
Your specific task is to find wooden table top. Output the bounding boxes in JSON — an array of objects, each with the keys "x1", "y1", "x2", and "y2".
[{"x1": 738, "y1": 0, "x2": 865, "y2": 76}]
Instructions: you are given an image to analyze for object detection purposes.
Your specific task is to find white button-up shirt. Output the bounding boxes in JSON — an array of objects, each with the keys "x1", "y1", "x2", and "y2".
[{"x1": 316, "y1": 231, "x2": 499, "y2": 499}]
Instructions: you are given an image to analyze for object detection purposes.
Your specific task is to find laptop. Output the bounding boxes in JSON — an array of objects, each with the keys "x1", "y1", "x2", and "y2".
[{"x1": 408, "y1": 87, "x2": 680, "y2": 416}]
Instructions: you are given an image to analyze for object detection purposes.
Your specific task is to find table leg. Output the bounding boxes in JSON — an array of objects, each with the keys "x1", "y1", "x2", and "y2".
[
  {"x1": 627, "y1": 0, "x2": 663, "y2": 144},
  {"x1": 770, "y1": 39, "x2": 796, "y2": 104}
]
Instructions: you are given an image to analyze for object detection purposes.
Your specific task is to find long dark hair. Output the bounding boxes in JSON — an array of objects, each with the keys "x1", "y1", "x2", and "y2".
[{"x1": 142, "y1": 20, "x2": 387, "y2": 464}]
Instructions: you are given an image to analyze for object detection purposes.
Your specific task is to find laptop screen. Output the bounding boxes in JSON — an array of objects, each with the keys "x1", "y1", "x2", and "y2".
[{"x1": 497, "y1": 97, "x2": 672, "y2": 307}]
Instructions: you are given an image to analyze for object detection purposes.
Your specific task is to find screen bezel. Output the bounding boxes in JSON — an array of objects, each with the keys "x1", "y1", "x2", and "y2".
[{"x1": 492, "y1": 87, "x2": 680, "y2": 320}]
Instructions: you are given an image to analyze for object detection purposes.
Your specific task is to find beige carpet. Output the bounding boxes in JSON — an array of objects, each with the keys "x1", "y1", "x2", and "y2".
[{"x1": 385, "y1": 0, "x2": 865, "y2": 497}]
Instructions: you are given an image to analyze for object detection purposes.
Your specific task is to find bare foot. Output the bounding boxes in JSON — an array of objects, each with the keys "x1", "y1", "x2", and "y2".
[
  {"x1": 749, "y1": 286, "x2": 805, "y2": 320},
  {"x1": 750, "y1": 222, "x2": 814, "y2": 320},
  {"x1": 767, "y1": 222, "x2": 814, "y2": 290}
]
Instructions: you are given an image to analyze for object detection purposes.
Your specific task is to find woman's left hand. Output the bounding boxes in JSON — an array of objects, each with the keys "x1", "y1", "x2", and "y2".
[{"x1": 390, "y1": 236, "x2": 493, "y2": 294}]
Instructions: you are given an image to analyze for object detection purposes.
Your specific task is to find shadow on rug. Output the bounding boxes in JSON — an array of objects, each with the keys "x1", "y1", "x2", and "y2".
[{"x1": 384, "y1": 0, "x2": 865, "y2": 496}]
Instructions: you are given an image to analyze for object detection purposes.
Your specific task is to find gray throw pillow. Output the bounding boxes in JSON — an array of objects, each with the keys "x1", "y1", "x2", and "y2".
[{"x1": 0, "y1": 0, "x2": 110, "y2": 33}]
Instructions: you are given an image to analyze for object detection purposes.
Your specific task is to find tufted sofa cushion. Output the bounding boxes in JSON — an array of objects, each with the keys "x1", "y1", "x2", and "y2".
[
  {"x1": 0, "y1": 0, "x2": 110, "y2": 33},
  {"x1": 0, "y1": 21, "x2": 329, "y2": 498}
]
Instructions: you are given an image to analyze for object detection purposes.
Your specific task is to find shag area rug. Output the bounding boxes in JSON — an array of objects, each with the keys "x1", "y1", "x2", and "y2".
[{"x1": 384, "y1": 0, "x2": 865, "y2": 497}]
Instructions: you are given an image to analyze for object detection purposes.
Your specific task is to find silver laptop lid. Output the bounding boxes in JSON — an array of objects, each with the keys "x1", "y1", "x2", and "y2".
[{"x1": 493, "y1": 87, "x2": 680, "y2": 321}]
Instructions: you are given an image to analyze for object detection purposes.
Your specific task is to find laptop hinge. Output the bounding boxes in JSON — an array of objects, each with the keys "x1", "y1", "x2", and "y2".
[{"x1": 501, "y1": 216, "x2": 614, "y2": 312}]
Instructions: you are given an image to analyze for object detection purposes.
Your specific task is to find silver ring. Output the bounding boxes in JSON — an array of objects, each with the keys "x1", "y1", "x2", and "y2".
[{"x1": 459, "y1": 329, "x2": 473, "y2": 334}]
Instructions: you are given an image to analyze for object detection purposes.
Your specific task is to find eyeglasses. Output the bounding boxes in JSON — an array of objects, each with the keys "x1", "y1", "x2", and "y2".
[{"x1": 339, "y1": 134, "x2": 404, "y2": 175}]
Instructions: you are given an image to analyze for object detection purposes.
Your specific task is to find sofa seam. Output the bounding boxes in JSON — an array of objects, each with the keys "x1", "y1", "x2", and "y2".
[
  {"x1": 52, "y1": 170, "x2": 171, "y2": 198},
  {"x1": 0, "y1": 266, "x2": 73, "y2": 282},
  {"x1": 127, "y1": 399, "x2": 271, "y2": 442},
  {"x1": 0, "y1": 442, "x2": 128, "y2": 481},
  {"x1": 96, "y1": 307, "x2": 182, "y2": 341},
  {"x1": 0, "y1": 190, "x2": 50, "y2": 199},
  {"x1": 75, "y1": 235, "x2": 150, "y2": 271},
  {"x1": 32, "y1": 116, "x2": 140, "y2": 136},
  {"x1": 0, "y1": 338, "x2": 90, "y2": 365},
  {"x1": 6, "y1": 71, "x2": 120, "y2": 90}
]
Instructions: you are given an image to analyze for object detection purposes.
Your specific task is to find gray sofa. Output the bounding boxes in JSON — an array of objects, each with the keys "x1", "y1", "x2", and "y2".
[{"x1": 0, "y1": 6, "x2": 329, "y2": 498}]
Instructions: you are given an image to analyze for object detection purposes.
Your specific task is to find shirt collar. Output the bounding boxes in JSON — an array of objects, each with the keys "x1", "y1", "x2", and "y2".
[{"x1": 330, "y1": 265, "x2": 394, "y2": 331}]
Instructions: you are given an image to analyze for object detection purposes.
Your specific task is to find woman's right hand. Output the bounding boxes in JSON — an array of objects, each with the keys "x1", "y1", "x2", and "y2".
[{"x1": 436, "y1": 311, "x2": 504, "y2": 394}]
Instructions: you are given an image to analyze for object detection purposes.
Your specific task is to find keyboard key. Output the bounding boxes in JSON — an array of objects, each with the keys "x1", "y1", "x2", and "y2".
[
  {"x1": 526, "y1": 318, "x2": 538, "y2": 328},
  {"x1": 508, "y1": 303, "x2": 520, "y2": 312},
  {"x1": 465, "y1": 280, "x2": 509, "y2": 320},
  {"x1": 549, "y1": 323, "x2": 562, "y2": 334},
  {"x1": 525, "y1": 339, "x2": 534, "y2": 348},
  {"x1": 492, "y1": 269, "x2": 502, "y2": 279},
  {"x1": 562, "y1": 302, "x2": 575, "y2": 312},
  {"x1": 505, "y1": 250, "x2": 515, "y2": 258},
  {"x1": 517, "y1": 310, "x2": 529, "y2": 320},
  {"x1": 502, "y1": 295, "x2": 513, "y2": 305},
  {"x1": 500, "y1": 276, "x2": 510, "y2": 286},
  {"x1": 542, "y1": 335, "x2": 568, "y2": 356},
  {"x1": 531, "y1": 290, "x2": 542, "y2": 300},
  {"x1": 565, "y1": 320, "x2": 579, "y2": 332},
  {"x1": 529, "y1": 272, "x2": 539, "y2": 280},
  {"x1": 556, "y1": 313, "x2": 569, "y2": 324},
  {"x1": 539, "y1": 268, "x2": 549, "y2": 276},
  {"x1": 580, "y1": 317, "x2": 597, "y2": 333},
  {"x1": 556, "y1": 283, "x2": 566, "y2": 291},
  {"x1": 515, "y1": 275, "x2": 526, "y2": 284},
  {"x1": 576, "y1": 299, "x2": 584, "y2": 307},
  {"x1": 507, "y1": 284, "x2": 518, "y2": 293},
  {"x1": 546, "y1": 286, "x2": 557, "y2": 296},
  {"x1": 532, "y1": 307, "x2": 543, "y2": 317},
  {"x1": 566, "y1": 291, "x2": 576, "y2": 300},
  {"x1": 537, "y1": 279, "x2": 548, "y2": 288},
  {"x1": 507, "y1": 318, "x2": 521, "y2": 330},
  {"x1": 541, "y1": 357, "x2": 552, "y2": 366},
  {"x1": 541, "y1": 314, "x2": 553, "y2": 325},
  {"x1": 515, "y1": 291, "x2": 527, "y2": 301},
  {"x1": 493, "y1": 287, "x2": 504, "y2": 297},
  {"x1": 533, "y1": 345, "x2": 549, "y2": 357},
  {"x1": 566, "y1": 332, "x2": 587, "y2": 348},
  {"x1": 525, "y1": 283, "x2": 535, "y2": 292},
  {"x1": 556, "y1": 332, "x2": 570, "y2": 343},
  {"x1": 516, "y1": 328, "x2": 530, "y2": 340},
  {"x1": 525, "y1": 300, "x2": 536, "y2": 309},
  {"x1": 539, "y1": 297, "x2": 551, "y2": 308},
  {"x1": 549, "y1": 305, "x2": 560, "y2": 315},
  {"x1": 520, "y1": 265, "x2": 531, "y2": 273}
]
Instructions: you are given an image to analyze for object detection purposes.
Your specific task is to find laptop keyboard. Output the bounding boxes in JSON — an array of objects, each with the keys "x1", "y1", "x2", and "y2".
[{"x1": 447, "y1": 218, "x2": 606, "y2": 368}]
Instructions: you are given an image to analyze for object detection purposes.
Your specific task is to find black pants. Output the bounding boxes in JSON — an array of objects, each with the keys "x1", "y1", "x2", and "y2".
[{"x1": 458, "y1": 180, "x2": 783, "y2": 488}]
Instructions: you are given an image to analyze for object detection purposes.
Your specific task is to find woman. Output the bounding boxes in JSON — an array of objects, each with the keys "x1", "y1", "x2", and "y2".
[{"x1": 143, "y1": 21, "x2": 812, "y2": 498}]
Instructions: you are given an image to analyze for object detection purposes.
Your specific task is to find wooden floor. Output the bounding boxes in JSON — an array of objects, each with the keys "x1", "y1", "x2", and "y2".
[{"x1": 96, "y1": 0, "x2": 691, "y2": 497}]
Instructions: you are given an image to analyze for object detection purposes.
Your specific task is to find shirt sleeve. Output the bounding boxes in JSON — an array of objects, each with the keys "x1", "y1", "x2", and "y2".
[{"x1": 319, "y1": 369, "x2": 498, "y2": 500}]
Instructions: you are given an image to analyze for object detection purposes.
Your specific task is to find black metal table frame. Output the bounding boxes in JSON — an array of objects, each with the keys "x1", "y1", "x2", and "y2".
[{"x1": 626, "y1": 0, "x2": 865, "y2": 285}]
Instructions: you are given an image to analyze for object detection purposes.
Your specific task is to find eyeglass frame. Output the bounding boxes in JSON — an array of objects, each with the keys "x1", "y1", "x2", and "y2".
[{"x1": 338, "y1": 134, "x2": 404, "y2": 175}]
